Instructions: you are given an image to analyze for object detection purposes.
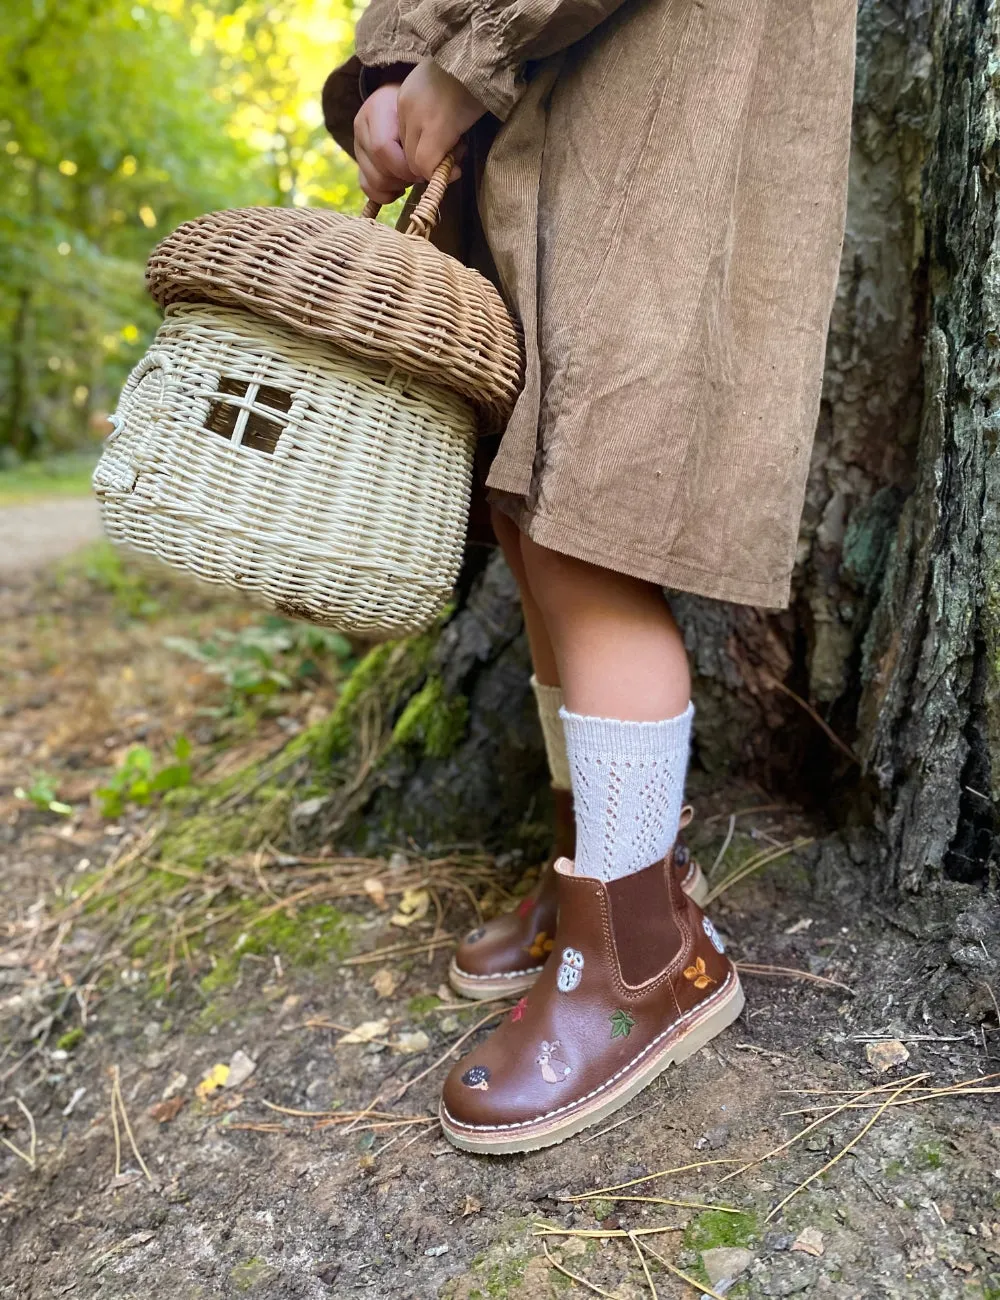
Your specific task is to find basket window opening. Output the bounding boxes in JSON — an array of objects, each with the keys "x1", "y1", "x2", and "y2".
[{"x1": 204, "y1": 377, "x2": 292, "y2": 454}]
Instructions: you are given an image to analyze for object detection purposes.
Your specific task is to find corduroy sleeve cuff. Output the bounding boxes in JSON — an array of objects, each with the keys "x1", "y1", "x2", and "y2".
[{"x1": 395, "y1": 6, "x2": 524, "y2": 121}]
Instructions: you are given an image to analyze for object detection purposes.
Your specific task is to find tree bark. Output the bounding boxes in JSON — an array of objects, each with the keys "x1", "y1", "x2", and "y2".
[{"x1": 302, "y1": 0, "x2": 998, "y2": 904}]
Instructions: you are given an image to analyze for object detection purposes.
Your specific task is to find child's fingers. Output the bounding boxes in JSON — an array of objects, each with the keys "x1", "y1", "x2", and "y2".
[{"x1": 356, "y1": 146, "x2": 405, "y2": 206}]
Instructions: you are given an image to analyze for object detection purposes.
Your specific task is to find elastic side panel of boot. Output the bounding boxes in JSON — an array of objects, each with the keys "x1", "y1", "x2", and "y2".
[{"x1": 605, "y1": 860, "x2": 682, "y2": 987}]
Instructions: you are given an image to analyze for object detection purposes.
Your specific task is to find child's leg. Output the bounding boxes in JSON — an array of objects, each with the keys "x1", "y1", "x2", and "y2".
[
  {"x1": 519, "y1": 535, "x2": 693, "y2": 883},
  {"x1": 490, "y1": 508, "x2": 571, "y2": 793}
]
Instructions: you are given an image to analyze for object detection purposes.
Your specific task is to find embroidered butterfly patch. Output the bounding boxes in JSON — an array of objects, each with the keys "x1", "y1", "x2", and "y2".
[{"x1": 683, "y1": 956, "x2": 716, "y2": 989}]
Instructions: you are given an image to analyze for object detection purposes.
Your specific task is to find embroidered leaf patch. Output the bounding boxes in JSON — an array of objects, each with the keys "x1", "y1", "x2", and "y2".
[
  {"x1": 683, "y1": 956, "x2": 716, "y2": 990},
  {"x1": 610, "y1": 1009, "x2": 636, "y2": 1039}
]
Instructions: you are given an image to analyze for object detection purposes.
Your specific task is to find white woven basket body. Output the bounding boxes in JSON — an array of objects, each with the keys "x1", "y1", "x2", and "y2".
[{"x1": 93, "y1": 304, "x2": 476, "y2": 637}]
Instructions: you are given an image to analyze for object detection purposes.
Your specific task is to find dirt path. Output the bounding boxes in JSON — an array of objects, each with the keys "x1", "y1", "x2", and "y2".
[
  {"x1": 1, "y1": 554, "x2": 998, "y2": 1300},
  {"x1": 0, "y1": 497, "x2": 102, "y2": 575}
]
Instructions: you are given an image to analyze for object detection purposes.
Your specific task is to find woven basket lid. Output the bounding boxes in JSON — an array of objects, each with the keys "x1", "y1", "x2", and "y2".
[{"x1": 145, "y1": 161, "x2": 523, "y2": 431}]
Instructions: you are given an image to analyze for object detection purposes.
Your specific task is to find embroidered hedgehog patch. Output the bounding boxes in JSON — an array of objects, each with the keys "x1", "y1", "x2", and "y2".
[
  {"x1": 461, "y1": 1065, "x2": 490, "y2": 1091},
  {"x1": 464, "y1": 926, "x2": 486, "y2": 945},
  {"x1": 702, "y1": 916, "x2": 725, "y2": 953},
  {"x1": 556, "y1": 947, "x2": 584, "y2": 992}
]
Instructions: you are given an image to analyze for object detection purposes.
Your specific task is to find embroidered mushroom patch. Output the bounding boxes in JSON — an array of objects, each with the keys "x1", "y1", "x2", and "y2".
[
  {"x1": 536, "y1": 1041, "x2": 572, "y2": 1083},
  {"x1": 556, "y1": 947, "x2": 584, "y2": 992},
  {"x1": 609, "y1": 1009, "x2": 636, "y2": 1039},
  {"x1": 461, "y1": 1065, "x2": 491, "y2": 1091}
]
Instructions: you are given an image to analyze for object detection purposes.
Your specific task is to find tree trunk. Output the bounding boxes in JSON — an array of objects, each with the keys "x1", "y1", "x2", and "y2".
[{"x1": 299, "y1": 0, "x2": 998, "y2": 908}]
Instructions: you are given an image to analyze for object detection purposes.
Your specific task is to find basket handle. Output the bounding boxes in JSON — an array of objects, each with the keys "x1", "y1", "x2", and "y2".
[{"x1": 361, "y1": 153, "x2": 454, "y2": 239}]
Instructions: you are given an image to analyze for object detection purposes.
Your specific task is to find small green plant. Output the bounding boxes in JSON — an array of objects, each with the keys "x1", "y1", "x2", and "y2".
[
  {"x1": 56, "y1": 1027, "x2": 85, "y2": 1052},
  {"x1": 165, "y1": 617, "x2": 353, "y2": 714},
  {"x1": 96, "y1": 736, "x2": 192, "y2": 818},
  {"x1": 14, "y1": 772, "x2": 72, "y2": 816},
  {"x1": 81, "y1": 543, "x2": 161, "y2": 618}
]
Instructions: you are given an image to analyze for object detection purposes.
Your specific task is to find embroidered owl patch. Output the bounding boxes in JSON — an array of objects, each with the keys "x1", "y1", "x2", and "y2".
[
  {"x1": 556, "y1": 947, "x2": 584, "y2": 992},
  {"x1": 536, "y1": 1040, "x2": 572, "y2": 1083},
  {"x1": 702, "y1": 916, "x2": 725, "y2": 953}
]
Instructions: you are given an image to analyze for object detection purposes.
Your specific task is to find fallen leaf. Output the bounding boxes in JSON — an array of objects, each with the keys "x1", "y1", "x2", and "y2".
[
  {"x1": 436, "y1": 984, "x2": 452, "y2": 1002},
  {"x1": 865, "y1": 1039, "x2": 910, "y2": 1073},
  {"x1": 225, "y1": 1049, "x2": 256, "y2": 1090},
  {"x1": 148, "y1": 1095, "x2": 185, "y2": 1124},
  {"x1": 393, "y1": 1030, "x2": 430, "y2": 1055},
  {"x1": 462, "y1": 1196, "x2": 482, "y2": 1217},
  {"x1": 390, "y1": 887, "x2": 430, "y2": 929},
  {"x1": 195, "y1": 1063, "x2": 230, "y2": 1101},
  {"x1": 338, "y1": 1019, "x2": 390, "y2": 1046},
  {"x1": 371, "y1": 968, "x2": 400, "y2": 998},
  {"x1": 363, "y1": 877, "x2": 388, "y2": 911},
  {"x1": 791, "y1": 1227, "x2": 825, "y2": 1257}
]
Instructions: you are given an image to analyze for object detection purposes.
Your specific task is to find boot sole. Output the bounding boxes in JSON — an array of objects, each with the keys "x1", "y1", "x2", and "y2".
[
  {"x1": 439, "y1": 971, "x2": 744, "y2": 1154},
  {"x1": 448, "y1": 863, "x2": 710, "y2": 1001}
]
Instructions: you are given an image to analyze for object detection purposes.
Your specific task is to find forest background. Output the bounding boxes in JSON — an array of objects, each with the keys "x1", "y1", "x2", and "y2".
[{"x1": 0, "y1": 0, "x2": 361, "y2": 470}]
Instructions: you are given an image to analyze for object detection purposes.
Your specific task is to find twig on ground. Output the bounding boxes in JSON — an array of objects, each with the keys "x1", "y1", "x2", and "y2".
[
  {"x1": 541, "y1": 1240, "x2": 617, "y2": 1298},
  {"x1": 565, "y1": 1158, "x2": 741, "y2": 1200},
  {"x1": 0, "y1": 1099, "x2": 37, "y2": 1170},
  {"x1": 111, "y1": 1065, "x2": 153, "y2": 1184},
  {"x1": 580, "y1": 1103, "x2": 661, "y2": 1144},
  {"x1": 760, "y1": 673, "x2": 858, "y2": 764},
  {"x1": 717, "y1": 1072, "x2": 932, "y2": 1185},
  {"x1": 710, "y1": 814, "x2": 737, "y2": 878},
  {"x1": 393, "y1": 1006, "x2": 508, "y2": 1102},
  {"x1": 628, "y1": 1231, "x2": 659, "y2": 1298},
  {"x1": 703, "y1": 838, "x2": 814, "y2": 905},
  {"x1": 735, "y1": 962, "x2": 854, "y2": 994},
  {"x1": 639, "y1": 1238, "x2": 731, "y2": 1300},
  {"x1": 765, "y1": 1077, "x2": 921, "y2": 1222},
  {"x1": 583, "y1": 1195, "x2": 742, "y2": 1213},
  {"x1": 340, "y1": 936, "x2": 457, "y2": 966},
  {"x1": 533, "y1": 1223, "x2": 683, "y2": 1241}
]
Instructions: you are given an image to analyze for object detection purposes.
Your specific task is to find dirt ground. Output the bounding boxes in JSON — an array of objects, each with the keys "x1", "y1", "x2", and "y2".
[{"x1": 1, "y1": 529, "x2": 999, "y2": 1300}]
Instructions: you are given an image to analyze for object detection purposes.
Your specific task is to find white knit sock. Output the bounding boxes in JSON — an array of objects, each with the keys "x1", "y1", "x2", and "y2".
[
  {"x1": 531, "y1": 675, "x2": 572, "y2": 791},
  {"x1": 561, "y1": 703, "x2": 694, "y2": 882}
]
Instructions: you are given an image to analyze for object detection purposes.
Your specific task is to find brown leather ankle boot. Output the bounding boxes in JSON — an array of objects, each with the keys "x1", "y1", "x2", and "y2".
[
  {"x1": 448, "y1": 793, "x2": 709, "y2": 1000},
  {"x1": 440, "y1": 849, "x2": 743, "y2": 1153}
]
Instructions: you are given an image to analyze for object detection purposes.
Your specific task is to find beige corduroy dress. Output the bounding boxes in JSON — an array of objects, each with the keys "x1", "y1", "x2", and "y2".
[{"x1": 323, "y1": 0, "x2": 857, "y2": 610}]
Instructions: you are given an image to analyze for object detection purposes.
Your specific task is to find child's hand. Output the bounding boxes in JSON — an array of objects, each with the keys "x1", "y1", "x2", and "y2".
[
  {"x1": 397, "y1": 59, "x2": 487, "y2": 181},
  {"x1": 354, "y1": 83, "x2": 419, "y2": 205}
]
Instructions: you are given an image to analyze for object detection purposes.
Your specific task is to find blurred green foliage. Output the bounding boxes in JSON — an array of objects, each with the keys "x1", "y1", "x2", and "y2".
[{"x1": 0, "y1": 0, "x2": 361, "y2": 464}]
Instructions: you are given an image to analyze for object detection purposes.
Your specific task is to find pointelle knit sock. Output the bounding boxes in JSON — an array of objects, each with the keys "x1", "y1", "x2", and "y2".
[{"x1": 560, "y1": 703, "x2": 694, "y2": 882}]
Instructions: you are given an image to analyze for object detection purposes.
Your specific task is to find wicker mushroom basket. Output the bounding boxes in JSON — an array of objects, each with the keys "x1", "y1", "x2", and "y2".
[{"x1": 92, "y1": 160, "x2": 523, "y2": 638}]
